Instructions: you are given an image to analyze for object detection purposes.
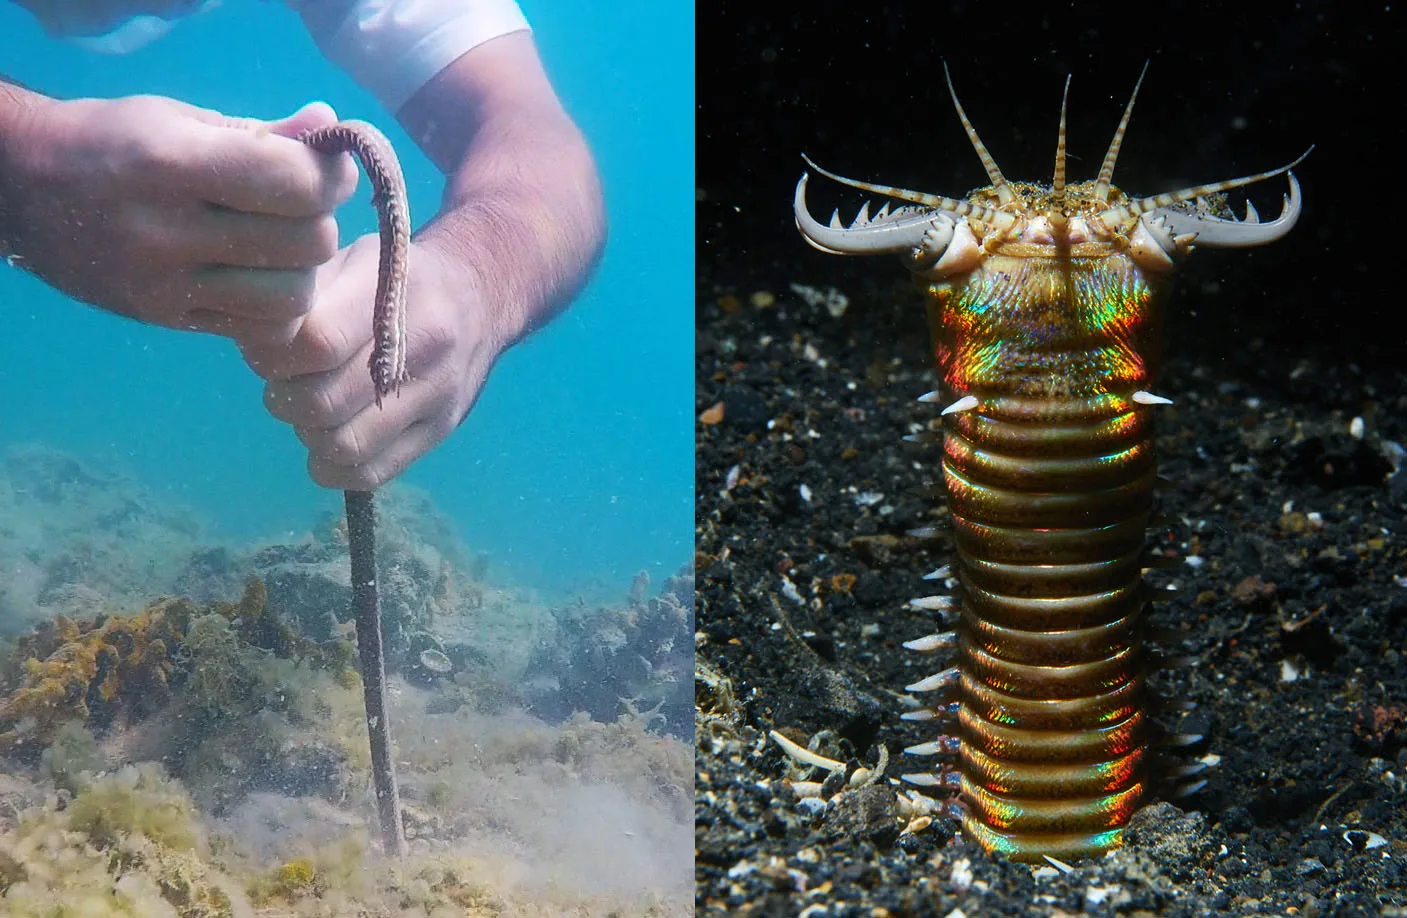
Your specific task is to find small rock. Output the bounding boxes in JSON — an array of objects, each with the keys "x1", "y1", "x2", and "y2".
[
  {"x1": 823, "y1": 783, "x2": 900, "y2": 847},
  {"x1": 1122, "y1": 801, "x2": 1208, "y2": 866}
]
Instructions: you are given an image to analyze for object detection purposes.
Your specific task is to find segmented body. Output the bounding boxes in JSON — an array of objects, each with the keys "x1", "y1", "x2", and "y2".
[
  {"x1": 299, "y1": 121, "x2": 411, "y2": 406},
  {"x1": 793, "y1": 68, "x2": 1305, "y2": 861},
  {"x1": 926, "y1": 250, "x2": 1164, "y2": 859}
]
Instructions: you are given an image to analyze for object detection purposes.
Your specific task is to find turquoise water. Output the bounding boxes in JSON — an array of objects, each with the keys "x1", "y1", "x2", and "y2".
[{"x1": 0, "y1": 1, "x2": 694, "y2": 598}]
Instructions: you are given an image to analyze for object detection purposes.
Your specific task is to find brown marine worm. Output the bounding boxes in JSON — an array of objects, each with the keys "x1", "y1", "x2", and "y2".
[
  {"x1": 793, "y1": 65, "x2": 1309, "y2": 862},
  {"x1": 297, "y1": 119, "x2": 412, "y2": 857},
  {"x1": 299, "y1": 120, "x2": 411, "y2": 407}
]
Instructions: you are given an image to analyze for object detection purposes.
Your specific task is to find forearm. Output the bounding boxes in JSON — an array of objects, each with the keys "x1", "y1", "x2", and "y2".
[
  {"x1": 422, "y1": 109, "x2": 605, "y2": 348},
  {"x1": 0, "y1": 74, "x2": 43, "y2": 113},
  {"x1": 0, "y1": 77, "x2": 48, "y2": 256},
  {"x1": 396, "y1": 32, "x2": 606, "y2": 351}
]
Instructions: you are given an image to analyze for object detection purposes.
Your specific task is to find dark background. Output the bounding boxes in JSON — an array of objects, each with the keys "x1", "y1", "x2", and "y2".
[{"x1": 697, "y1": 1, "x2": 1402, "y2": 359}]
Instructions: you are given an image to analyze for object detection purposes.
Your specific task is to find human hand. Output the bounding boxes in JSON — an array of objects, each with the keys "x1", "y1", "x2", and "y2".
[
  {"x1": 237, "y1": 234, "x2": 506, "y2": 490},
  {"x1": 0, "y1": 94, "x2": 357, "y2": 333}
]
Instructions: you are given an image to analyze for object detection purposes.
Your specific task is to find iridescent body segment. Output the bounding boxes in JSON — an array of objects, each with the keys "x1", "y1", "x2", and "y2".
[
  {"x1": 929, "y1": 247, "x2": 1163, "y2": 859},
  {"x1": 794, "y1": 68, "x2": 1305, "y2": 862}
]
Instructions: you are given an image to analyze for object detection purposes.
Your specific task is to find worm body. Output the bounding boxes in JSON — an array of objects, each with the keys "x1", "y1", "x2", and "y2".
[
  {"x1": 927, "y1": 256, "x2": 1161, "y2": 860},
  {"x1": 300, "y1": 121, "x2": 411, "y2": 406},
  {"x1": 794, "y1": 69, "x2": 1306, "y2": 861},
  {"x1": 298, "y1": 119, "x2": 411, "y2": 857}
]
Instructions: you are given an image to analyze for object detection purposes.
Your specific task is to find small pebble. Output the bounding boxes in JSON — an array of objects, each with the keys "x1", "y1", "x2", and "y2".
[{"x1": 950, "y1": 857, "x2": 973, "y2": 890}]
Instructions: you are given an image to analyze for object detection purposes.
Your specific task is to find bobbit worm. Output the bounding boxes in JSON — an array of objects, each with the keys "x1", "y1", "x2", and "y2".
[{"x1": 793, "y1": 67, "x2": 1309, "y2": 862}]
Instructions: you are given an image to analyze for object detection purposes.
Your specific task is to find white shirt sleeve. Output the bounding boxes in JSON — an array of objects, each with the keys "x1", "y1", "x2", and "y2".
[{"x1": 293, "y1": 0, "x2": 531, "y2": 112}]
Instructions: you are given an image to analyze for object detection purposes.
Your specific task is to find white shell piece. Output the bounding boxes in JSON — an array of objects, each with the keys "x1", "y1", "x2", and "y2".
[{"x1": 419, "y1": 649, "x2": 453, "y2": 673}]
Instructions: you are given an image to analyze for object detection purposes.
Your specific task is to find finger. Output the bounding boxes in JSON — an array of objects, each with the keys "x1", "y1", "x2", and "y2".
[
  {"x1": 182, "y1": 307, "x2": 307, "y2": 341},
  {"x1": 308, "y1": 417, "x2": 447, "y2": 490},
  {"x1": 188, "y1": 132, "x2": 357, "y2": 218},
  {"x1": 193, "y1": 313, "x2": 305, "y2": 348},
  {"x1": 243, "y1": 238, "x2": 380, "y2": 379},
  {"x1": 179, "y1": 308, "x2": 238, "y2": 337},
  {"x1": 183, "y1": 207, "x2": 340, "y2": 270},
  {"x1": 303, "y1": 355, "x2": 485, "y2": 490},
  {"x1": 179, "y1": 106, "x2": 359, "y2": 218},
  {"x1": 180, "y1": 265, "x2": 318, "y2": 323},
  {"x1": 170, "y1": 98, "x2": 335, "y2": 136},
  {"x1": 262, "y1": 342, "x2": 375, "y2": 424},
  {"x1": 294, "y1": 380, "x2": 439, "y2": 476},
  {"x1": 264, "y1": 101, "x2": 341, "y2": 140}
]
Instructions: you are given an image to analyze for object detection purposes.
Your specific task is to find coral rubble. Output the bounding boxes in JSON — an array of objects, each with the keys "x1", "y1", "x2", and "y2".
[{"x1": 521, "y1": 563, "x2": 695, "y2": 737}]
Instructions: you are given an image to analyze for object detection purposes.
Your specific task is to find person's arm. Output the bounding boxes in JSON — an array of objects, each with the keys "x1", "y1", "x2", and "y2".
[
  {"x1": 397, "y1": 29, "x2": 606, "y2": 352},
  {"x1": 0, "y1": 77, "x2": 44, "y2": 258},
  {"x1": 0, "y1": 75, "x2": 355, "y2": 330}
]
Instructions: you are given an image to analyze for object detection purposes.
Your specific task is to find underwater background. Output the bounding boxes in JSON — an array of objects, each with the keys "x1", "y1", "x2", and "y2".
[
  {"x1": 0, "y1": 2, "x2": 694, "y2": 915},
  {"x1": 0, "y1": 0, "x2": 693, "y2": 600}
]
